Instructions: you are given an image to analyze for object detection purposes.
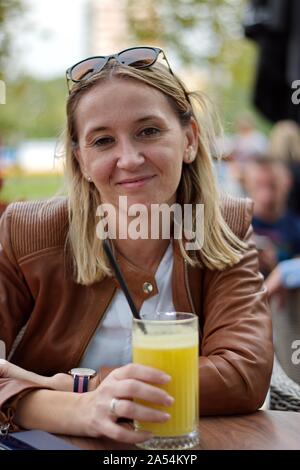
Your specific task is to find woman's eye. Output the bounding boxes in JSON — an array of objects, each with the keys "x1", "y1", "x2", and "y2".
[
  {"x1": 140, "y1": 127, "x2": 160, "y2": 137},
  {"x1": 94, "y1": 136, "x2": 114, "y2": 147}
]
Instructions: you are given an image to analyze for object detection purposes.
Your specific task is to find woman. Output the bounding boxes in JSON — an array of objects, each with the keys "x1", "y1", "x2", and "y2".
[
  {"x1": 268, "y1": 120, "x2": 300, "y2": 216},
  {"x1": 0, "y1": 47, "x2": 273, "y2": 444}
]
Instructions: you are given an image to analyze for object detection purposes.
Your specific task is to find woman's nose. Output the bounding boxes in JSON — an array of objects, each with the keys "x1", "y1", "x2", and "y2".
[{"x1": 116, "y1": 141, "x2": 145, "y2": 170}]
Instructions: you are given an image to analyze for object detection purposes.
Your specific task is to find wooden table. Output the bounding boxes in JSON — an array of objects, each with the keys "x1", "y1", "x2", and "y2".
[{"x1": 62, "y1": 410, "x2": 300, "y2": 450}]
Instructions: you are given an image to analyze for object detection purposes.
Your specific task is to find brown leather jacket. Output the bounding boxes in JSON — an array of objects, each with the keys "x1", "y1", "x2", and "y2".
[{"x1": 0, "y1": 196, "x2": 273, "y2": 430}]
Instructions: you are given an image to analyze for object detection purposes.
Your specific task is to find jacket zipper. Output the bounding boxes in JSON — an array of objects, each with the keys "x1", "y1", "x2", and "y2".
[{"x1": 184, "y1": 259, "x2": 203, "y2": 344}]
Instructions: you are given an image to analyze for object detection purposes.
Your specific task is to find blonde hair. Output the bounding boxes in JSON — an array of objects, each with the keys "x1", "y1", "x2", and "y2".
[
  {"x1": 64, "y1": 62, "x2": 246, "y2": 285},
  {"x1": 268, "y1": 120, "x2": 300, "y2": 162}
]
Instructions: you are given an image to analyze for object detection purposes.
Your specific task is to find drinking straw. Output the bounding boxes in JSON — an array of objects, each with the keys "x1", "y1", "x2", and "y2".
[{"x1": 103, "y1": 239, "x2": 147, "y2": 334}]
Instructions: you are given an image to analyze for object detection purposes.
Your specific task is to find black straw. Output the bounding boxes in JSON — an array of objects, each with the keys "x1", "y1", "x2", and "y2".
[{"x1": 103, "y1": 239, "x2": 147, "y2": 334}]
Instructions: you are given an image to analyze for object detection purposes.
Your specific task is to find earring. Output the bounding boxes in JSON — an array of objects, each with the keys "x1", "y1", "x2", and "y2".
[
  {"x1": 187, "y1": 147, "x2": 195, "y2": 163},
  {"x1": 87, "y1": 175, "x2": 92, "y2": 182}
]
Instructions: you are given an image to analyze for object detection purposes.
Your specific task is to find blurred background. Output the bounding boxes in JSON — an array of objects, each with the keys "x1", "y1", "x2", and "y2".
[
  {"x1": 0, "y1": 0, "x2": 268, "y2": 206},
  {"x1": 0, "y1": 0, "x2": 299, "y2": 208}
]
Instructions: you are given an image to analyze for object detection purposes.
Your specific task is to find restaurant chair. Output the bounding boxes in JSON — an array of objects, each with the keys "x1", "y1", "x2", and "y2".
[{"x1": 270, "y1": 289, "x2": 300, "y2": 411}]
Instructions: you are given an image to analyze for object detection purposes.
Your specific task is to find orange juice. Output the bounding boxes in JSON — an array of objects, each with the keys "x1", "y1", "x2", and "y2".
[{"x1": 133, "y1": 329, "x2": 199, "y2": 437}]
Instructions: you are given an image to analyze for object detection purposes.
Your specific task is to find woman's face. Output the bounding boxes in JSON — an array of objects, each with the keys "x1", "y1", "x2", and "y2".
[{"x1": 75, "y1": 78, "x2": 197, "y2": 209}]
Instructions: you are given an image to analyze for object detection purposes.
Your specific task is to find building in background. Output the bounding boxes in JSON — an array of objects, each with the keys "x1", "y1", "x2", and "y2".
[
  {"x1": 86, "y1": 0, "x2": 130, "y2": 55},
  {"x1": 84, "y1": 0, "x2": 205, "y2": 91}
]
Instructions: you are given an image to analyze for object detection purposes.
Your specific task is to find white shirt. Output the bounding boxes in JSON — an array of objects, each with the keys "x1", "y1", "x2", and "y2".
[{"x1": 79, "y1": 244, "x2": 175, "y2": 370}]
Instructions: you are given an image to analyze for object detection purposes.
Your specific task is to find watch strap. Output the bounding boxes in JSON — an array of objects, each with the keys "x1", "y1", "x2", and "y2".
[{"x1": 73, "y1": 374, "x2": 89, "y2": 393}]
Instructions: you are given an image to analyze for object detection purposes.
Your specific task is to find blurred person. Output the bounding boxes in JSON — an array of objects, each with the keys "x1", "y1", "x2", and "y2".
[
  {"x1": 243, "y1": 156, "x2": 300, "y2": 276},
  {"x1": 268, "y1": 120, "x2": 300, "y2": 215},
  {"x1": 266, "y1": 258, "x2": 300, "y2": 298},
  {"x1": 0, "y1": 47, "x2": 273, "y2": 443},
  {"x1": 214, "y1": 158, "x2": 244, "y2": 198},
  {"x1": 229, "y1": 113, "x2": 268, "y2": 191},
  {"x1": 231, "y1": 113, "x2": 268, "y2": 164},
  {"x1": 213, "y1": 136, "x2": 244, "y2": 198}
]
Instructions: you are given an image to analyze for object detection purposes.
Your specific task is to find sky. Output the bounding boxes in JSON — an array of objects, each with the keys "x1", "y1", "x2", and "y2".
[{"x1": 12, "y1": 0, "x2": 87, "y2": 79}]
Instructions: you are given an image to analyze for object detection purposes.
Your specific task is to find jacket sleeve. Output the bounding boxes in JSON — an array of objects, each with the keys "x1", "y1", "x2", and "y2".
[
  {"x1": 199, "y1": 224, "x2": 274, "y2": 415},
  {"x1": 0, "y1": 206, "x2": 42, "y2": 431}
]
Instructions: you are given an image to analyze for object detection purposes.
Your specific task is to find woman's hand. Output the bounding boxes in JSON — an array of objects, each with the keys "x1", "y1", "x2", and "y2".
[
  {"x1": 265, "y1": 265, "x2": 287, "y2": 309},
  {"x1": 4, "y1": 360, "x2": 173, "y2": 444},
  {"x1": 265, "y1": 266, "x2": 283, "y2": 298},
  {"x1": 0, "y1": 359, "x2": 52, "y2": 387},
  {"x1": 0, "y1": 359, "x2": 100, "y2": 392},
  {"x1": 78, "y1": 363, "x2": 173, "y2": 444}
]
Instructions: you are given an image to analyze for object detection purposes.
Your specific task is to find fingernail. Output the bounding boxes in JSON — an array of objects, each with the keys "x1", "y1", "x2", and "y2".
[
  {"x1": 161, "y1": 413, "x2": 170, "y2": 421},
  {"x1": 161, "y1": 374, "x2": 171, "y2": 383},
  {"x1": 165, "y1": 395, "x2": 174, "y2": 406}
]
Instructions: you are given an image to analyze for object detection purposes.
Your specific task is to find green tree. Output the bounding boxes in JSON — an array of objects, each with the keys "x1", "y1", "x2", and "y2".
[
  {"x1": 0, "y1": 76, "x2": 67, "y2": 143},
  {"x1": 126, "y1": 0, "x2": 269, "y2": 132},
  {"x1": 0, "y1": 0, "x2": 24, "y2": 78},
  {"x1": 127, "y1": 0, "x2": 248, "y2": 65}
]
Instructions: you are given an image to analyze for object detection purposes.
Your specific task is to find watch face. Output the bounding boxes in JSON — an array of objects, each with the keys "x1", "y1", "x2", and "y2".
[{"x1": 69, "y1": 367, "x2": 96, "y2": 377}]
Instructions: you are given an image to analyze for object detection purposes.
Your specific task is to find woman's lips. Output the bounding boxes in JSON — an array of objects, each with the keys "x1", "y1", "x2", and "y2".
[{"x1": 117, "y1": 175, "x2": 155, "y2": 188}]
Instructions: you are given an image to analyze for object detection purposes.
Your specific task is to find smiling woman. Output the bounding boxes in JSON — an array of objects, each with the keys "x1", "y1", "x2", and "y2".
[{"x1": 0, "y1": 46, "x2": 273, "y2": 445}]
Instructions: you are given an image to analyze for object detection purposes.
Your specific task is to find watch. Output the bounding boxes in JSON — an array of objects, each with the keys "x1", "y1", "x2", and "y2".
[{"x1": 68, "y1": 367, "x2": 96, "y2": 393}]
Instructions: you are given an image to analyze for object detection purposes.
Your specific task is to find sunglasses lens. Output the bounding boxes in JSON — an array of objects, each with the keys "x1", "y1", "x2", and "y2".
[
  {"x1": 70, "y1": 57, "x2": 106, "y2": 81},
  {"x1": 118, "y1": 48, "x2": 157, "y2": 68}
]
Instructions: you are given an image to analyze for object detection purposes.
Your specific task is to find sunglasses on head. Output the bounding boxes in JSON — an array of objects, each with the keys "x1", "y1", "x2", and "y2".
[{"x1": 66, "y1": 46, "x2": 173, "y2": 91}]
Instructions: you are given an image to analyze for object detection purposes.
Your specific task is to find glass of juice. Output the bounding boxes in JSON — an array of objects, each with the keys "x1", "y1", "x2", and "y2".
[{"x1": 132, "y1": 311, "x2": 199, "y2": 450}]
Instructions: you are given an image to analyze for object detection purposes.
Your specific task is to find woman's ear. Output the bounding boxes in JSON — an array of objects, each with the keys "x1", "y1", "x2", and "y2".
[{"x1": 183, "y1": 117, "x2": 199, "y2": 164}]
